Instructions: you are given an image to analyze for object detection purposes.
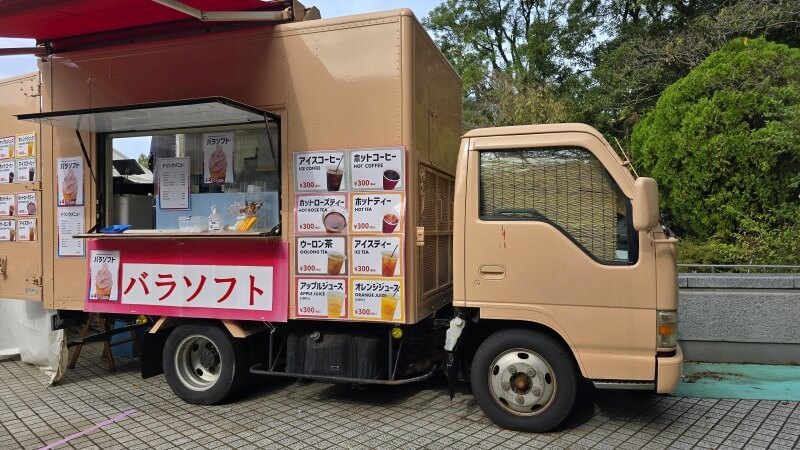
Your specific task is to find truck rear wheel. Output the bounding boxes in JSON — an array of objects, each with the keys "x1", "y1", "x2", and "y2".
[
  {"x1": 163, "y1": 323, "x2": 247, "y2": 405},
  {"x1": 470, "y1": 329, "x2": 577, "y2": 432}
]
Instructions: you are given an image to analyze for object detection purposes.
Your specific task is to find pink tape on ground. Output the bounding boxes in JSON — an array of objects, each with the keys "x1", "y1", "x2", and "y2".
[{"x1": 39, "y1": 409, "x2": 136, "y2": 450}]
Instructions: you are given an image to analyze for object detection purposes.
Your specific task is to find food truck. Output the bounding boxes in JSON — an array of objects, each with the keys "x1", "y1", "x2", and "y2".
[{"x1": 0, "y1": 0, "x2": 681, "y2": 432}]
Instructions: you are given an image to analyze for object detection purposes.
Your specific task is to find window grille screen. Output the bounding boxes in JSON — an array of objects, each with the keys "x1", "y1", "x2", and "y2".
[
  {"x1": 419, "y1": 166, "x2": 454, "y2": 299},
  {"x1": 479, "y1": 148, "x2": 620, "y2": 261}
]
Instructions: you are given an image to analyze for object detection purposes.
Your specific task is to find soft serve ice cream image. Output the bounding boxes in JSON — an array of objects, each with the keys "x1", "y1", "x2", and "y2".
[
  {"x1": 61, "y1": 168, "x2": 78, "y2": 204},
  {"x1": 95, "y1": 262, "x2": 114, "y2": 299},
  {"x1": 208, "y1": 144, "x2": 228, "y2": 181}
]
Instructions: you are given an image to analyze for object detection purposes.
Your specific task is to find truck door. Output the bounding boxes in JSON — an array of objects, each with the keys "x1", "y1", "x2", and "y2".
[
  {"x1": 463, "y1": 131, "x2": 658, "y2": 381},
  {"x1": 0, "y1": 74, "x2": 43, "y2": 302}
]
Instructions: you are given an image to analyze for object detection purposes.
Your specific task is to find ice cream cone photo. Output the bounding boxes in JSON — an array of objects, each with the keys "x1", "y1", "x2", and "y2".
[
  {"x1": 209, "y1": 144, "x2": 227, "y2": 181},
  {"x1": 95, "y1": 262, "x2": 114, "y2": 299},
  {"x1": 62, "y1": 168, "x2": 78, "y2": 204}
]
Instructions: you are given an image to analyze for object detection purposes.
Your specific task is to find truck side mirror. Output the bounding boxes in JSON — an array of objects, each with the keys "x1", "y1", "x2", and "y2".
[{"x1": 633, "y1": 177, "x2": 659, "y2": 231}]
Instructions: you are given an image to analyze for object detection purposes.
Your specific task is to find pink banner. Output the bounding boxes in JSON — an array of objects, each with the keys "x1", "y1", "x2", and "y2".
[{"x1": 84, "y1": 239, "x2": 289, "y2": 322}]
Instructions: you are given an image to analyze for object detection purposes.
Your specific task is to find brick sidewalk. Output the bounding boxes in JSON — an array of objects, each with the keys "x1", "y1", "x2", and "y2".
[{"x1": 1, "y1": 353, "x2": 798, "y2": 449}]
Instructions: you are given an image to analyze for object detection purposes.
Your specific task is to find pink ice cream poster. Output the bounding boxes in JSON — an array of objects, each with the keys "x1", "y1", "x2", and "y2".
[
  {"x1": 203, "y1": 132, "x2": 234, "y2": 184},
  {"x1": 89, "y1": 250, "x2": 120, "y2": 301},
  {"x1": 57, "y1": 156, "x2": 84, "y2": 206}
]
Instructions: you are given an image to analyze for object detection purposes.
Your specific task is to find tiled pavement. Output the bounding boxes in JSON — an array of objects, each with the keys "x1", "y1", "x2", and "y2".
[{"x1": 1, "y1": 350, "x2": 799, "y2": 449}]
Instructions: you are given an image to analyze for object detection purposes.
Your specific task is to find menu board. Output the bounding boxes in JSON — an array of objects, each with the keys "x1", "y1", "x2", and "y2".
[
  {"x1": 88, "y1": 250, "x2": 120, "y2": 301},
  {"x1": 202, "y1": 132, "x2": 234, "y2": 184},
  {"x1": 156, "y1": 157, "x2": 190, "y2": 210},
  {"x1": 0, "y1": 219, "x2": 15, "y2": 241},
  {"x1": 16, "y1": 158, "x2": 36, "y2": 183},
  {"x1": 293, "y1": 147, "x2": 406, "y2": 322},
  {"x1": 0, "y1": 161, "x2": 15, "y2": 184},
  {"x1": 15, "y1": 133, "x2": 35, "y2": 158},
  {"x1": 17, "y1": 218, "x2": 36, "y2": 242},
  {"x1": 57, "y1": 157, "x2": 84, "y2": 206},
  {"x1": 16, "y1": 192, "x2": 36, "y2": 217},
  {"x1": 0, "y1": 136, "x2": 13, "y2": 159},
  {"x1": 58, "y1": 207, "x2": 85, "y2": 257},
  {"x1": 0, "y1": 195, "x2": 14, "y2": 216}
]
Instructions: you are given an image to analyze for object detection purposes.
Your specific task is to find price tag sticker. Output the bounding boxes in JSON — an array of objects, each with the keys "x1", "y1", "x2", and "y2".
[
  {"x1": 350, "y1": 277, "x2": 404, "y2": 322},
  {"x1": 296, "y1": 236, "x2": 347, "y2": 275},
  {"x1": 296, "y1": 277, "x2": 348, "y2": 319}
]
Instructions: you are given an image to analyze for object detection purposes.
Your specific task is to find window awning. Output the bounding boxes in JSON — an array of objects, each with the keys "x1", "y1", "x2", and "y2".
[{"x1": 16, "y1": 97, "x2": 277, "y2": 134}]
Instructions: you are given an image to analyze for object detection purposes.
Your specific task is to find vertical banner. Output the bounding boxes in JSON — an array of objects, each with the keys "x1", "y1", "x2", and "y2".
[
  {"x1": 203, "y1": 132, "x2": 234, "y2": 184},
  {"x1": 0, "y1": 219, "x2": 15, "y2": 241},
  {"x1": 15, "y1": 132, "x2": 35, "y2": 158},
  {"x1": 16, "y1": 218, "x2": 36, "y2": 242},
  {"x1": 57, "y1": 157, "x2": 84, "y2": 206},
  {"x1": 58, "y1": 207, "x2": 85, "y2": 257},
  {"x1": 15, "y1": 192, "x2": 37, "y2": 217},
  {"x1": 156, "y1": 157, "x2": 190, "y2": 210},
  {"x1": 16, "y1": 158, "x2": 36, "y2": 183},
  {"x1": 88, "y1": 250, "x2": 121, "y2": 301},
  {"x1": 0, "y1": 136, "x2": 13, "y2": 159}
]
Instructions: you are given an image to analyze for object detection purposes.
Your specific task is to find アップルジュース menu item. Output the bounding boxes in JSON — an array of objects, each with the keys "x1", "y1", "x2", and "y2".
[{"x1": 0, "y1": 136, "x2": 14, "y2": 159}]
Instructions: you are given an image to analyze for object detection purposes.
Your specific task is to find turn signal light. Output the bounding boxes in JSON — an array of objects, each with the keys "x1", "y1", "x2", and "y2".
[{"x1": 657, "y1": 310, "x2": 678, "y2": 348}]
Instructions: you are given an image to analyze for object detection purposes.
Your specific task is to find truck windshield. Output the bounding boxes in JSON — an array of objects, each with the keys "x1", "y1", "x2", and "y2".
[{"x1": 107, "y1": 122, "x2": 280, "y2": 233}]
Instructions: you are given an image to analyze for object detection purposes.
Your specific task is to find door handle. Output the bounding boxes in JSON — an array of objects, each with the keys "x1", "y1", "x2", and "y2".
[{"x1": 479, "y1": 264, "x2": 506, "y2": 279}]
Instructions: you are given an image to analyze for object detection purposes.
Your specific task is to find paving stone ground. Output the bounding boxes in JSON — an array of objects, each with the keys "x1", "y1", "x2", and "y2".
[{"x1": 1, "y1": 348, "x2": 799, "y2": 450}]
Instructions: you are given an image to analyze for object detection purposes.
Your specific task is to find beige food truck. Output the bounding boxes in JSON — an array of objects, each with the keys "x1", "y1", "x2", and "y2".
[{"x1": 0, "y1": 1, "x2": 680, "y2": 432}]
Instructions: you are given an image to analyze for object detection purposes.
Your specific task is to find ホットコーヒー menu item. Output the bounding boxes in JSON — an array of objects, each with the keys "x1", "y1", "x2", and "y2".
[
  {"x1": 57, "y1": 157, "x2": 84, "y2": 206},
  {"x1": 349, "y1": 147, "x2": 404, "y2": 191},
  {"x1": 0, "y1": 161, "x2": 15, "y2": 184}
]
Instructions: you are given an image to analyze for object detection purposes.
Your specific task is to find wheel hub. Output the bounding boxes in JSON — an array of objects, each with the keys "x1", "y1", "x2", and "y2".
[
  {"x1": 174, "y1": 335, "x2": 223, "y2": 391},
  {"x1": 198, "y1": 347, "x2": 220, "y2": 369},
  {"x1": 489, "y1": 349, "x2": 556, "y2": 415}
]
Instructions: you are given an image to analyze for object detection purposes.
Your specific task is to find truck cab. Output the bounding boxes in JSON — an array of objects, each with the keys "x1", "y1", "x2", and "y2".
[{"x1": 449, "y1": 124, "x2": 682, "y2": 431}]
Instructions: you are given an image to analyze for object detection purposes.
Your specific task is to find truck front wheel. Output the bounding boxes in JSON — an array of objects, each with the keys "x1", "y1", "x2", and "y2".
[
  {"x1": 470, "y1": 329, "x2": 577, "y2": 432},
  {"x1": 163, "y1": 323, "x2": 247, "y2": 405}
]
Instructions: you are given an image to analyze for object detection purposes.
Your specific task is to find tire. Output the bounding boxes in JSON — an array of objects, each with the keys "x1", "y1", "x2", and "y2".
[
  {"x1": 470, "y1": 329, "x2": 578, "y2": 432},
  {"x1": 163, "y1": 323, "x2": 247, "y2": 405}
]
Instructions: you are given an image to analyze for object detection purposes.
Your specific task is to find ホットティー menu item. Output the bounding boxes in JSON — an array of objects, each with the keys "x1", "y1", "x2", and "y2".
[
  {"x1": 0, "y1": 195, "x2": 13, "y2": 216},
  {"x1": 350, "y1": 193, "x2": 404, "y2": 234},
  {"x1": 88, "y1": 250, "x2": 120, "y2": 301},
  {"x1": 57, "y1": 157, "x2": 84, "y2": 206},
  {"x1": 349, "y1": 147, "x2": 404, "y2": 191},
  {"x1": 157, "y1": 157, "x2": 190, "y2": 210},
  {"x1": 15, "y1": 192, "x2": 36, "y2": 217},
  {"x1": 294, "y1": 151, "x2": 348, "y2": 192},
  {"x1": 58, "y1": 207, "x2": 85, "y2": 257},
  {"x1": 202, "y1": 133, "x2": 234, "y2": 184},
  {"x1": 15, "y1": 133, "x2": 35, "y2": 158},
  {"x1": 15, "y1": 159, "x2": 36, "y2": 183},
  {"x1": 0, "y1": 219, "x2": 15, "y2": 241},
  {"x1": 0, "y1": 136, "x2": 14, "y2": 159}
]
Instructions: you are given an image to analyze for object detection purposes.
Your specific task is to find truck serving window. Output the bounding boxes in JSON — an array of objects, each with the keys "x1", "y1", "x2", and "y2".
[
  {"x1": 479, "y1": 147, "x2": 637, "y2": 264},
  {"x1": 108, "y1": 122, "x2": 280, "y2": 233}
]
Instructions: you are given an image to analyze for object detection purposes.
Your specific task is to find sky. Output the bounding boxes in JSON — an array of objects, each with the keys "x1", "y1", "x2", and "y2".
[{"x1": 0, "y1": 1, "x2": 438, "y2": 157}]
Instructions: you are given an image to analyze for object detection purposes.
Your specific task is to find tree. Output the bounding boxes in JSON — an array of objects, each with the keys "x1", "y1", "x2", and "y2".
[
  {"x1": 631, "y1": 38, "x2": 800, "y2": 243},
  {"x1": 137, "y1": 153, "x2": 150, "y2": 170}
]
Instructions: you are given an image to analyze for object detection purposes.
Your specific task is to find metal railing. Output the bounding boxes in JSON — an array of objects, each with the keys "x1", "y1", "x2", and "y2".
[{"x1": 678, "y1": 264, "x2": 800, "y2": 273}]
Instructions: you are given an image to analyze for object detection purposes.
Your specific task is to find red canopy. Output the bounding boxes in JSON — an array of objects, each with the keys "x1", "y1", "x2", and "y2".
[{"x1": 0, "y1": 0, "x2": 290, "y2": 42}]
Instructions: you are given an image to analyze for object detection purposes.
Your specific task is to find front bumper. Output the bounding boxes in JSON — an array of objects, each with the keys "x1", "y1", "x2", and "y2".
[{"x1": 656, "y1": 344, "x2": 683, "y2": 394}]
